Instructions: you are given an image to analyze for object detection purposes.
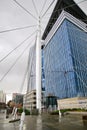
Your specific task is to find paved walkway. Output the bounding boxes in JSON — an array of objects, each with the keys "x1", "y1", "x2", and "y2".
[
  {"x1": 0, "y1": 112, "x2": 20, "y2": 130},
  {"x1": 0, "y1": 112, "x2": 87, "y2": 130}
]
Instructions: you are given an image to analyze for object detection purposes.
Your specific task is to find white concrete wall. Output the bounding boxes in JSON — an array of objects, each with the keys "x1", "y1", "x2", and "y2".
[{"x1": 57, "y1": 97, "x2": 87, "y2": 109}]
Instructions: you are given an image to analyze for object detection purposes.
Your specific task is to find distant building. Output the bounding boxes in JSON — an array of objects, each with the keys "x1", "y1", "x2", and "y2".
[
  {"x1": 0, "y1": 90, "x2": 6, "y2": 103},
  {"x1": 23, "y1": 44, "x2": 36, "y2": 110},
  {"x1": 12, "y1": 93, "x2": 23, "y2": 105},
  {"x1": 23, "y1": 90, "x2": 36, "y2": 110},
  {"x1": 23, "y1": 90, "x2": 44, "y2": 110},
  {"x1": 0, "y1": 90, "x2": 6, "y2": 109},
  {"x1": 27, "y1": 44, "x2": 36, "y2": 92},
  {"x1": 24, "y1": 43, "x2": 45, "y2": 110}
]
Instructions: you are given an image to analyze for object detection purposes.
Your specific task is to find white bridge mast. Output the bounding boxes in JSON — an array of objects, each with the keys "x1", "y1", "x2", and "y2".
[{"x1": 36, "y1": 16, "x2": 42, "y2": 114}]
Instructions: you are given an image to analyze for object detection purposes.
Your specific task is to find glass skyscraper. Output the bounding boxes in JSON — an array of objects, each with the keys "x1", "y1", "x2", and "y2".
[
  {"x1": 27, "y1": 44, "x2": 36, "y2": 92},
  {"x1": 43, "y1": 11, "x2": 87, "y2": 99},
  {"x1": 27, "y1": 43, "x2": 45, "y2": 92}
]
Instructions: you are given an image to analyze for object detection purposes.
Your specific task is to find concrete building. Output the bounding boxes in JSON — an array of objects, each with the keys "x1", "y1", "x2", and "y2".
[
  {"x1": 23, "y1": 90, "x2": 36, "y2": 109},
  {"x1": 12, "y1": 93, "x2": 23, "y2": 105},
  {"x1": 0, "y1": 90, "x2": 6, "y2": 103}
]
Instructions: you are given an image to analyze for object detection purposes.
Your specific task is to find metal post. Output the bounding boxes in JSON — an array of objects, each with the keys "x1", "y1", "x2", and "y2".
[
  {"x1": 58, "y1": 104, "x2": 62, "y2": 118},
  {"x1": 36, "y1": 16, "x2": 42, "y2": 114},
  {"x1": 19, "y1": 111, "x2": 25, "y2": 130}
]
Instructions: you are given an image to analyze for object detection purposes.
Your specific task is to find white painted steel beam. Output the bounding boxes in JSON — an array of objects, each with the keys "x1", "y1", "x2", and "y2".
[{"x1": 36, "y1": 17, "x2": 42, "y2": 114}]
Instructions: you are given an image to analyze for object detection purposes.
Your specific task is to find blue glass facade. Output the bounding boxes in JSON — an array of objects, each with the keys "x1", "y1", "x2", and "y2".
[
  {"x1": 44, "y1": 19, "x2": 87, "y2": 99},
  {"x1": 66, "y1": 20, "x2": 87, "y2": 97}
]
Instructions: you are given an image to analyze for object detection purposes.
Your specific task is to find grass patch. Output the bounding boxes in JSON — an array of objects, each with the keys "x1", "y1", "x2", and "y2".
[
  {"x1": 17, "y1": 108, "x2": 30, "y2": 115},
  {"x1": 49, "y1": 108, "x2": 87, "y2": 115}
]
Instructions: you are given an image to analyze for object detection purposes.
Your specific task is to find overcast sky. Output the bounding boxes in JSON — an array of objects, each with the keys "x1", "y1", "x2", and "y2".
[{"x1": 0, "y1": 0, "x2": 87, "y2": 100}]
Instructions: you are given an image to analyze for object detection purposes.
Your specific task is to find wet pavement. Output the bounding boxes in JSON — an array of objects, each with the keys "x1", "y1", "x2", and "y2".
[{"x1": 0, "y1": 112, "x2": 87, "y2": 130}]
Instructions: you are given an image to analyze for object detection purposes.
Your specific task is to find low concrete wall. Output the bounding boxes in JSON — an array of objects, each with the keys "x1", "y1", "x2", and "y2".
[{"x1": 57, "y1": 97, "x2": 87, "y2": 109}]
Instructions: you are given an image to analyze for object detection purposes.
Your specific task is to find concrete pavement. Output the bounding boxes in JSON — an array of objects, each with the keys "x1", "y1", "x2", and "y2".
[{"x1": 0, "y1": 112, "x2": 87, "y2": 130}]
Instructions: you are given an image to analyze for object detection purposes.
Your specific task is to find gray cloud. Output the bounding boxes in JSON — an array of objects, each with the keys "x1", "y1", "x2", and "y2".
[{"x1": 0, "y1": 0, "x2": 86, "y2": 96}]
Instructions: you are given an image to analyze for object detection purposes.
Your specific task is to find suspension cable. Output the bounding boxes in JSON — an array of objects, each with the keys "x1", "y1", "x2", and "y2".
[
  {"x1": 0, "y1": 39, "x2": 35, "y2": 83},
  {"x1": 19, "y1": 55, "x2": 29, "y2": 93},
  {"x1": 40, "y1": 0, "x2": 47, "y2": 16},
  {"x1": 0, "y1": 30, "x2": 36, "y2": 64},
  {"x1": 13, "y1": 0, "x2": 38, "y2": 21},
  {"x1": 20, "y1": 41, "x2": 36, "y2": 93},
  {"x1": 32, "y1": 0, "x2": 38, "y2": 16},
  {"x1": 0, "y1": 25, "x2": 37, "y2": 34},
  {"x1": 43, "y1": 0, "x2": 87, "y2": 16},
  {"x1": 41, "y1": 0, "x2": 56, "y2": 18}
]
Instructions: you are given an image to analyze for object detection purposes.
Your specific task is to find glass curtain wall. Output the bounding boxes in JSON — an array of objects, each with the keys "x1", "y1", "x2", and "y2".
[
  {"x1": 66, "y1": 20, "x2": 87, "y2": 97},
  {"x1": 44, "y1": 19, "x2": 87, "y2": 99},
  {"x1": 44, "y1": 19, "x2": 77, "y2": 99},
  {"x1": 27, "y1": 44, "x2": 36, "y2": 92}
]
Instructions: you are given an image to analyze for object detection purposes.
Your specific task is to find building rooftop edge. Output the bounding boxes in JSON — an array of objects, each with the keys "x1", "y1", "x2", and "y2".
[
  {"x1": 44, "y1": 10, "x2": 87, "y2": 48},
  {"x1": 42, "y1": 0, "x2": 87, "y2": 40}
]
